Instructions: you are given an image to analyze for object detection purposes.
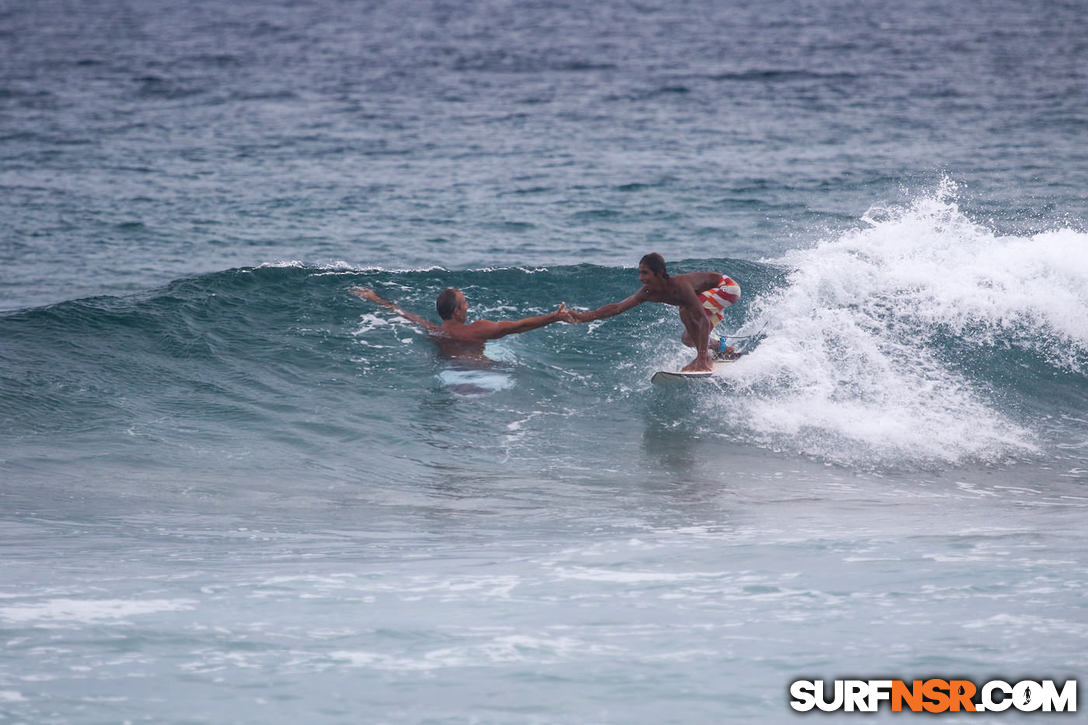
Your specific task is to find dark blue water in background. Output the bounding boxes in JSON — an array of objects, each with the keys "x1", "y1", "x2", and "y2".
[
  {"x1": 3, "y1": 0, "x2": 1087, "y2": 309},
  {"x1": 2, "y1": 1, "x2": 1087, "y2": 722}
]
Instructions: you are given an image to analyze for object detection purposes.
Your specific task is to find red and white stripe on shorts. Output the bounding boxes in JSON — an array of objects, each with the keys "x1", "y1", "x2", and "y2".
[{"x1": 698, "y1": 275, "x2": 741, "y2": 327}]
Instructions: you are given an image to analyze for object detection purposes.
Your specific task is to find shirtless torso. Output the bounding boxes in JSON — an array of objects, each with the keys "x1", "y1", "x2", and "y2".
[
  {"x1": 571, "y1": 262, "x2": 737, "y2": 372},
  {"x1": 351, "y1": 286, "x2": 573, "y2": 362}
]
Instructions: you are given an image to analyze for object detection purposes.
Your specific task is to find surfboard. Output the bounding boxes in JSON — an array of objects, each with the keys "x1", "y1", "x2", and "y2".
[
  {"x1": 650, "y1": 355, "x2": 740, "y2": 384},
  {"x1": 651, "y1": 321, "x2": 767, "y2": 384},
  {"x1": 437, "y1": 367, "x2": 514, "y2": 396}
]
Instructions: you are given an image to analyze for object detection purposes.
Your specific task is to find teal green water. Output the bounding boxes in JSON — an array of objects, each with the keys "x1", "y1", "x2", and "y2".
[{"x1": 4, "y1": 217, "x2": 1086, "y2": 721}]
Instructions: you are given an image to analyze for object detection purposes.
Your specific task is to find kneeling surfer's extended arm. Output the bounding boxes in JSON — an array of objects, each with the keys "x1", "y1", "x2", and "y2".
[{"x1": 570, "y1": 291, "x2": 645, "y2": 323}]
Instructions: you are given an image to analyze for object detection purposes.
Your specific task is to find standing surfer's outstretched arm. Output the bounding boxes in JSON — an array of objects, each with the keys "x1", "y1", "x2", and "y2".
[
  {"x1": 350, "y1": 287, "x2": 439, "y2": 332},
  {"x1": 570, "y1": 290, "x2": 646, "y2": 323}
]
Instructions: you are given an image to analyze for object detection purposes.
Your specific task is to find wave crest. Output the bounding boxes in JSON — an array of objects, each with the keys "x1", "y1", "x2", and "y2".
[{"x1": 723, "y1": 183, "x2": 1087, "y2": 466}]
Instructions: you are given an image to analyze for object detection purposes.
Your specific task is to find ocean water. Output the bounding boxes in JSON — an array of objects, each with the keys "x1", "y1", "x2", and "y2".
[{"x1": 1, "y1": 0, "x2": 1087, "y2": 722}]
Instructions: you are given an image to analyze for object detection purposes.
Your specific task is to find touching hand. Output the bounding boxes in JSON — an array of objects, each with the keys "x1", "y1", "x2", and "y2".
[{"x1": 554, "y1": 302, "x2": 578, "y2": 324}]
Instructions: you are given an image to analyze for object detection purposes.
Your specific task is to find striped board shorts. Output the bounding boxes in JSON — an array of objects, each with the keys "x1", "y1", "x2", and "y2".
[{"x1": 698, "y1": 275, "x2": 741, "y2": 327}]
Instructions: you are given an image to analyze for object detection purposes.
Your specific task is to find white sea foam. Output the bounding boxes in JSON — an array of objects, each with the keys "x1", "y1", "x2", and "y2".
[
  {"x1": 845, "y1": 183, "x2": 1088, "y2": 361},
  {"x1": 351, "y1": 312, "x2": 393, "y2": 336},
  {"x1": 257, "y1": 260, "x2": 451, "y2": 274},
  {"x1": 329, "y1": 632, "x2": 622, "y2": 671},
  {"x1": 721, "y1": 182, "x2": 1087, "y2": 466},
  {"x1": 0, "y1": 598, "x2": 196, "y2": 624},
  {"x1": 254, "y1": 259, "x2": 306, "y2": 269},
  {"x1": 555, "y1": 567, "x2": 721, "y2": 584}
]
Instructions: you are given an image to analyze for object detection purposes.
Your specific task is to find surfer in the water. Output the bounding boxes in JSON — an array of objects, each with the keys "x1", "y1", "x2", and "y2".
[
  {"x1": 568, "y1": 253, "x2": 741, "y2": 372},
  {"x1": 351, "y1": 286, "x2": 575, "y2": 360}
]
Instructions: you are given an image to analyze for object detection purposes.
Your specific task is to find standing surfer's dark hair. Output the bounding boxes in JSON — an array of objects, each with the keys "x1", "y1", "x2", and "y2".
[
  {"x1": 639, "y1": 253, "x2": 669, "y2": 278},
  {"x1": 436, "y1": 288, "x2": 461, "y2": 320}
]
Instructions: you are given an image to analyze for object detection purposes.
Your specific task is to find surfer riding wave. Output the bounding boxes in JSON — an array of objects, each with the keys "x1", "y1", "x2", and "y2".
[{"x1": 568, "y1": 253, "x2": 741, "y2": 372}]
